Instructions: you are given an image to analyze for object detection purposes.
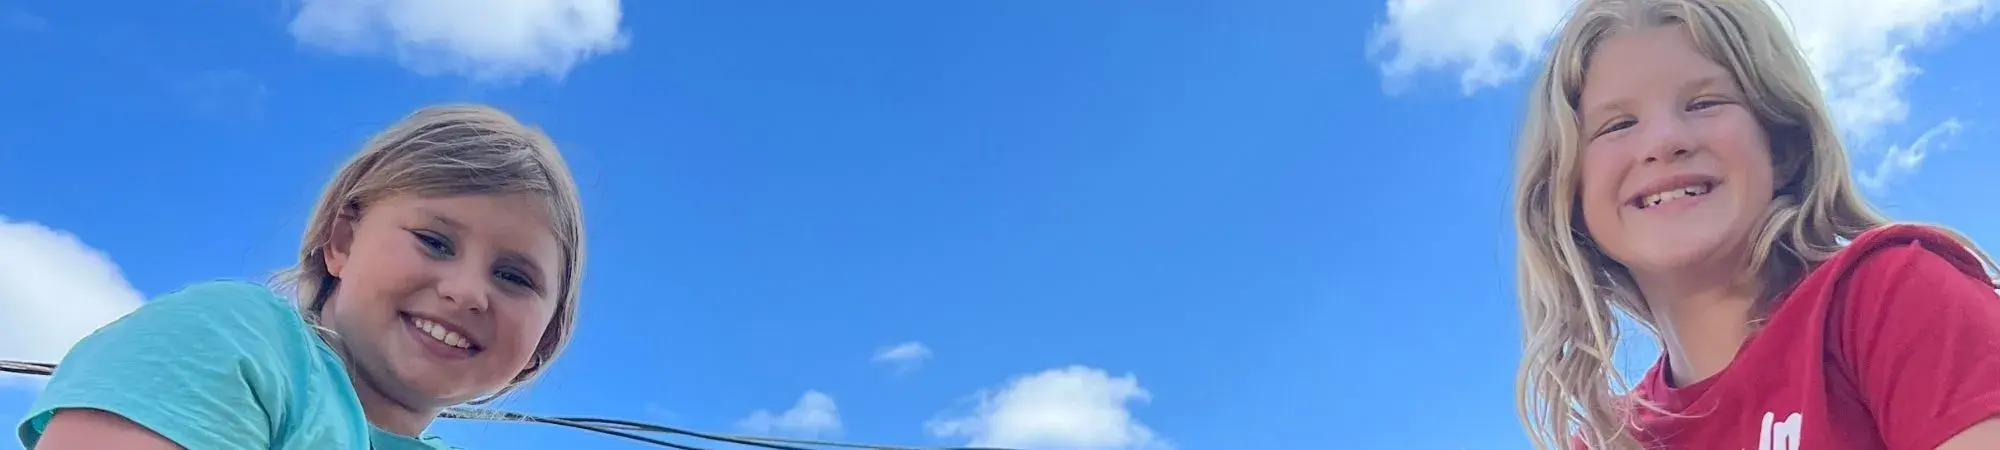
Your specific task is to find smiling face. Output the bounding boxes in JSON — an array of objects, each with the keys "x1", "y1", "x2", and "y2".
[
  {"x1": 1575, "y1": 24, "x2": 1776, "y2": 288},
  {"x1": 321, "y1": 192, "x2": 563, "y2": 412}
]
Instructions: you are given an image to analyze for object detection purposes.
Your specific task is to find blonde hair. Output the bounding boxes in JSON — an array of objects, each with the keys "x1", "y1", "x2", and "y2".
[
  {"x1": 273, "y1": 104, "x2": 586, "y2": 404},
  {"x1": 1511, "y1": 0, "x2": 1995, "y2": 449}
]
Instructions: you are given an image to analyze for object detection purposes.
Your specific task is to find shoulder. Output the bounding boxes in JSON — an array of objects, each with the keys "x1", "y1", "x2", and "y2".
[
  {"x1": 118, "y1": 280, "x2": 311, "y2": 341},
  {"x1": 1839, "y1": 225, "x2": 1993, "y2": 283},
  {"x1": 92, "y1": 279, "x2": 327, "y2": 375},
  {"x1": 17, "y1": 281, "x2": 326, "y2": 448},
  {"x1": 42, "y1": 278, "x2": 317, "y2": 380},
  {"x1": 1811, "y1": 224, "x2": 2000, "y2": 359},
  {"x1": 148, "y1": 279, "x2": 299, "y2": 318},
  {"x1": 1809, "y1": 226, "x2": 2000, "y2": 450},
  {"x1": 1825, "y1": 225, "x2": 1996, "y2": 311}
]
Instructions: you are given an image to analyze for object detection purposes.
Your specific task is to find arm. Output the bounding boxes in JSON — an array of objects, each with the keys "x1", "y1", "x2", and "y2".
[
  {"x1": 1937, "y1": 419, "x2": 2000, "y2": 450},
  {"x1": 1832, "y1": 241, "x2": 2000, "y2": 450},
  {"x1": 33, "y1": 409, "x2": 181, "y2": 450}
]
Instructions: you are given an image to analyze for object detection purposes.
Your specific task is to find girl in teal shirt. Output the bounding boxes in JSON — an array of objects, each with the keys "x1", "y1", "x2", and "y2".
[{"x1": 18, "y1": 104, "x2": 587, "y2": 450}]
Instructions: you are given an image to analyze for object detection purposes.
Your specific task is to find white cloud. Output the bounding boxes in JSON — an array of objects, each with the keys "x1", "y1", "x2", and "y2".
[
  {"x1": 287, "y1": 0, "x2": 630, "y2": 82},
  {"x1": 1860, "y1": 117, "x2": 1964, "y2": 190},
  {"x1": 1366, "y1": 0, "x2": 1571, "y2": 95},
  {"x1": 0, "y1": 218, "x2": 144, "y2": 387},
  {"x1": 927, "y1": 366, "x2": 1170, "y2": 450},
  {"x1": 872, "y1": 341, "x2": 933, "y2": 374},
  {"x1": 1367, "y1": 0, "x2": 1995, "y2": 141},
  {"x1": 738, "y1": 390, "x2": 843, "y2": 438},
  {"x1": 1776, "y1": 0, "x2": 1991, "y2": 143}
]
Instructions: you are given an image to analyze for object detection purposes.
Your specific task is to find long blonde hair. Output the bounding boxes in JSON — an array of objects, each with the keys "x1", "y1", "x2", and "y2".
[
  {"x1": 1511, "y1": 0, "x2": 1995, "y2": 448},
  {"x1": 273, "y1": 104, "x2": 587, "y2": 404}
]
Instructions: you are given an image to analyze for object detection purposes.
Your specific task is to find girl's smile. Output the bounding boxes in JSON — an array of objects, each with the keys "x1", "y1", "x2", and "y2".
[
  {"x1": 1628, "y1": 174, "x2": 1719, "y2": 212},
  {"x1": 402, "y1": 312, "x2": 483, "y2": 360}
]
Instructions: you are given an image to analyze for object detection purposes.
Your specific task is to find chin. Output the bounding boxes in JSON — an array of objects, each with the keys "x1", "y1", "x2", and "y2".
[
  {"x1": 375, "y1": 351, "x2": 486, "y2": 403},
  {"x1": 1625, "y1": 230, "x2": 1744, "y2": 277},
  {"x1": 391, "y1": 363, "x2": 491, "y2": 402}
]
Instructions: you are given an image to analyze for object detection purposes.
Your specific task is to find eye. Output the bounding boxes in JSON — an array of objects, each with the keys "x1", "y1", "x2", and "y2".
[
  {"x1": 1687, "y1": 98, "x2": 1728, "y2": 111},
  {"x1": 412, "y1": 231, "x2": 454, "y2": 258},
  {"x1": 494, "y1": 268, "x2": 536, "y2": 290},
  {"x1": 1598, "y1": 118, "x2": 1636, "y2": 137}
]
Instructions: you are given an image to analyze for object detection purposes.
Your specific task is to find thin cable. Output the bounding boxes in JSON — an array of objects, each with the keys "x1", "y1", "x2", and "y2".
[
  {"x1": 442, "y1": 409, "x2": 809, "y2": 450},
  {"x1": 707, "y1": 434, "x2": 1020, "y2": 450},
  {"x1": 550, "y1": 417, "x2": 1018, "y2": 450},
  {"x1": 0, "y1": 362, "x2": 1024, "y2": 450},
  {"x1": 0, "y1": 360, "x2": 54, "y2": 376},
  {"x1": 442, "y1": 408, "x2": 798, "y2": 450},
  {"x1": 544, "y1": 416, "x2": 816, "y2": 450},
  {"x1": 529, "y1": 416, "x2": 711, "y2": 450}
]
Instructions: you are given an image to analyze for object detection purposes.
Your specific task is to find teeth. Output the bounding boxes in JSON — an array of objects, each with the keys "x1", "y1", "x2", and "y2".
[
  {"x1": 412, "y1": 317, "x2": 473, "y2": 350},
  {"x1": 1639, "y1": 183, "x2": 1711, "y2": 209}
]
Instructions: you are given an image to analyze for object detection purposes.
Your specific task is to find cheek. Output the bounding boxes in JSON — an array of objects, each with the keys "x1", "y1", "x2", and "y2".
[
  {"x1": 1574, "y1": 148, "x2": 1625, "y2": 237},
  {"x1": 349, "y1": 240, "x2": 429, "y2": 292},
  {"x1": 364, "y1": 239, "x2": 423, "y2": 274},
  {"x1": 496, "y1": 302, "x2": 558, "y2": 359},
  {"x1": 1707, "y1": 114, "x2": 1779, "y2": 192},
  {"x1": 327, "y1": 240, "x2": 430, "y2": 322}
]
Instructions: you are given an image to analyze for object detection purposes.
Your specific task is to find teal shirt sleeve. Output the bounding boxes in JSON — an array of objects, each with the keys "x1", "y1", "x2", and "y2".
[{"x1": 17, "y1": 281, "x2": 313, "y2": 449}]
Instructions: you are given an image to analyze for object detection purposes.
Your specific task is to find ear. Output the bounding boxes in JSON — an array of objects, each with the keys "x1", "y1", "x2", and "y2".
[{"x1": 323, "y1": 210, "x2": 359, "y2": 278}]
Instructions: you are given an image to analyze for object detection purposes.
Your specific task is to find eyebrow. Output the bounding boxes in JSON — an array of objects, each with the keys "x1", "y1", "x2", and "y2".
[
  {"x1": 1682, "y1": 73, "x2": 1730, "y2": 94},
  {"x1": 1582, "y1": 99, "x2": 1627, "y2": 124},
  {"x1": 422, "y1": 209, "x2": 464, "y2": 230}
]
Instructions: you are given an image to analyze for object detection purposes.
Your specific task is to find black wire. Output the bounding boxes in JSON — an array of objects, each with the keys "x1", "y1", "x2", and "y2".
[
  {"x1": 549, "y1": 417, "x2": 1018, "y2": 450},
  {"x1": 529, "y1": 416, "x2": 710, "y2": 450},
  {"x1": 4, "y1": 360, "x2": 1028, "y2": 450},
  {"x1": 443, "y1": 409, "x2": 800, "y2": 450},
  {"x1": 543, "y1": 417, "x2": 815, "y2": 450},
  {"x1": 0, "y1": 360, "x2": 54, "y2": 375}
]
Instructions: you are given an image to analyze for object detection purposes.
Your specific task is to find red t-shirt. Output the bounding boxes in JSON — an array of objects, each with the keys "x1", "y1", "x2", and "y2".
[{"x1": 1598, "y1": 225, "x2": 2000, "y2": 449}]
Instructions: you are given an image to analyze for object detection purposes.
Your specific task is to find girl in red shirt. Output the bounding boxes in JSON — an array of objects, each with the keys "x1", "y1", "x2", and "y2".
[{"x1": 1510, "y1": 0, "x2": 2000, "y2": 449}]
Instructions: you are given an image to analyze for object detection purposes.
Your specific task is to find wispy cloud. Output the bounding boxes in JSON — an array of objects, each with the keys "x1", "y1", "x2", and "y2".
[
  {"x1": 171, "y1": 70, "x2": 270, "y2": 125},
  {"x1": 872, "y1": 341, "x2": 933, "y2": 374},
  {"x1": 739, "y1": 390, "x2": 843, "y2": 438},
  {"x1": 1859, "y1": 118, "x2": 1965, "y2": 191},
  {"x1": 1367, "y1": 0, "x2": 1995, "y2": 140},
  {"x1": 640, "y1": 402, "x2": 680, "y2": 425},
  {"x1": 927, "y1": 366, "x2": 1170, "y2": 450},
  {"x1": 1, "y1": 8, "x2": 47, "y2": 32},
  {"x1": 0, "y1": 218, "x2": 144, "y2": 388},
  {"x1": 287, "y1": 0, "x2": 630, "y2": 82}
]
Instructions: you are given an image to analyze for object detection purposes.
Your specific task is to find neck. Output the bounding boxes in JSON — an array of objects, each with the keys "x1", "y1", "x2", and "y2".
[
  {"x1": 1638, "y1": 273, "x2": 1761, "y2": 388},
  {"x1": 335, "y1": 341, "x2": 438, "y2": 436}
]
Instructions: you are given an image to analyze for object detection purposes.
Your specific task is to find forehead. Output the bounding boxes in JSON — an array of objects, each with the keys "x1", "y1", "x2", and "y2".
[{"x1": 1577, "y1": 25, "x2": 1731, "y2": 111}]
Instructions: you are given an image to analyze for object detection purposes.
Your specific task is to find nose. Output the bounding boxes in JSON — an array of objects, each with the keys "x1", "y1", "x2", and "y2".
[
  {"x1": 437, "y1": 263, "x2": 491, "y2": 314},
  {"x1": 1639, "y1": 113, "x2": 1697, "y2": 164}
]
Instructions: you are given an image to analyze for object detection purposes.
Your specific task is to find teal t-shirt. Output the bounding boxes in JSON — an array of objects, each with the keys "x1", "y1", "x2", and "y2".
[{"x1": 16, "y1": 280, "x2": 455, "y2": 450}]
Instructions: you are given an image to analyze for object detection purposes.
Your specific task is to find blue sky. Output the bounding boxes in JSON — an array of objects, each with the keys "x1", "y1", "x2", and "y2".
[{"x1": 1, "y1": 1, "x2": 1996, "y2": 449}]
